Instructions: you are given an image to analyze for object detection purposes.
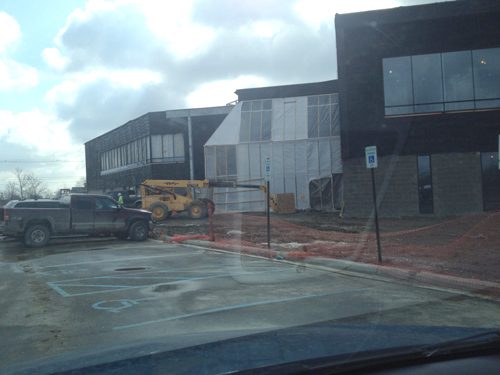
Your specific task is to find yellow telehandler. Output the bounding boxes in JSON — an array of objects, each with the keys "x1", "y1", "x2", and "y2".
[{"x1": 139, "y1": 179, "x2": 284, "y2": 221}]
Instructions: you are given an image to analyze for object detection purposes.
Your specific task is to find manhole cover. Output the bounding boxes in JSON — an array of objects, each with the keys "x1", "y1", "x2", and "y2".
[
  {"x1": 114, "y1": 267, "x2": 148, "y2": 271},
  {"x1": 153, "y1": 284, "x2": 178, "y2": 292}
]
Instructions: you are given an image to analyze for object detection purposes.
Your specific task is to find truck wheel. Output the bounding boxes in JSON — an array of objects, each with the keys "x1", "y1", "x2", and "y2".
[
  {"x1": 129, "y1": 221, "x2": 149, "y2": 241},
  {"x1": 24, "y1": 224, "x2": 50, "y2": 247},
  {"x1": 148, "y1": 202, "x2": 169, "y2": 222},
  {"x1": 188, "y1": 201, "x2": 207, "y2": 219}
]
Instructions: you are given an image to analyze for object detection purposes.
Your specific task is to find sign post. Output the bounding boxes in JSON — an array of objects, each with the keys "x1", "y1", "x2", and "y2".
[
  {"x1": 365, "y1": 146, "x2": 382, "y2": 262},
  {"x1": 264, "y1": 157, "x2": 271, "y2": 249}
]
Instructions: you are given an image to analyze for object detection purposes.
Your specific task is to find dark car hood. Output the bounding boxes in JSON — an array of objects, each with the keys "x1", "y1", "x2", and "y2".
[{"x1": 4, "y1": 321, "x2": 491, "y2": 375}]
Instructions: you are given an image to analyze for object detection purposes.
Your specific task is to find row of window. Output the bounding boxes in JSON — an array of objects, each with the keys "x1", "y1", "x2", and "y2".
[
  {"x1": 307, "y1": 94, "x2": 340, "y2": 138},
  {"x1": 383, "y1": 47, "x2": 500, "y2": 115},
  {"x1": 239, "y1": 95, "x2": 340, "y2": 142},
  {"x1": 100, "y1": 134, "x2": 185, "y2": 173}
]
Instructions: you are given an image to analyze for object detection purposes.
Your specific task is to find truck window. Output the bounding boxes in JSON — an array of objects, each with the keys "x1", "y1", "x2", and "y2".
[
  {"x1": 95, "y1": 197, "x2": 119, "y2": 210},
  {"x1": 73, "y1": 197, "x2": 93, "y2": 210}
]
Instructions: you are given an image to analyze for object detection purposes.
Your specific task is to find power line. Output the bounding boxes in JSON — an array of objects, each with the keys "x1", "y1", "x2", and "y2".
[{"x1": 0, "y1": 160, "x2": 84, "y2": 163}]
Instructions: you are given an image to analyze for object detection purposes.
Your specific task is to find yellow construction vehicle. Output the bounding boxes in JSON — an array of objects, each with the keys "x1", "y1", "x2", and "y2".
[{"x1": 139, "y1": 179, "x2": 294, "y2": 221}]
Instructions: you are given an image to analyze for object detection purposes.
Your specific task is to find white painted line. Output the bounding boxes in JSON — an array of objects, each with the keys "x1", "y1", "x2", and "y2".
[{"x1": 38, "y1": 251, "x2": 202, "y2": 269}]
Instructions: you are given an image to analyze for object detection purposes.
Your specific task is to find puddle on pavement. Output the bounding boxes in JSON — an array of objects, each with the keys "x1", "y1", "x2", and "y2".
[{"x1": 153, "y1": 284, "x2": 179, "y2": 292}]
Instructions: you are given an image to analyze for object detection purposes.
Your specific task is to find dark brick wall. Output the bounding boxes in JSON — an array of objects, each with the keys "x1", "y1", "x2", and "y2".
[
  {"x1": 343, "y1": 155, "x2": 419, "y2": 218},
  {"x1": 343, "y1": 153, "x2": 484, "y2": 217},
  {"x1": 85, "y1": 113, "x2": 153, "y2": 192},
  {"x1": 85, "y1": 111, "x2": 227, "y2": 192},
  {"x1": 432, "y1": 153, "x2": 483, "y2": 216}
]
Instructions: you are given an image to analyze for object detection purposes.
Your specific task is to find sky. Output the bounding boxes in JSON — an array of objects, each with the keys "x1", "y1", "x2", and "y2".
[{"x1": 0, "y1": 0, "x2": 449, "y2": 194}]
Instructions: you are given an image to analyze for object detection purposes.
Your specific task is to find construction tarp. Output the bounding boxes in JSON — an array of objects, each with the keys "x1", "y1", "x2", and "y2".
[{"x1": 204, "y1": 94, "x2": 342, "y2": 212}]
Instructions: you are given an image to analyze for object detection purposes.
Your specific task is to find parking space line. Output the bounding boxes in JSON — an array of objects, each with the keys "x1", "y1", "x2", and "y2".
[
  {"x1": 38, "y1": 251, "x2": 202, "y2": 269},
  {"x1": 113, "y1": 288, "x2": 370, "y2": 331},
  {"x1": 47, "y1": 269, "x2": 290, "y2": 297}
]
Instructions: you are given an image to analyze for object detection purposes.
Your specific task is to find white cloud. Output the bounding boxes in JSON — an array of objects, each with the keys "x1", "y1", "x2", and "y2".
[
  {"x1": 0, "y1": 11, "x2": 21, "y2": 53},
  {"x1": 42, "y1": 47, "x2": 70, "y2": 71},
  {"x1": 186, "y1": 75, "x2": 270, "y2": 107},
  {"x1": 293, "y1": 0, "x2": 400, "y2": 30},
  {"x1": 0, "y1": 109, "x2": 77, "y2": 156},
  {"x1": 0, "y1": 12, "x2": 39, "y2": 91},
  {"x1": 0, "y1": 57, "x2": 38, "y2": 90}
]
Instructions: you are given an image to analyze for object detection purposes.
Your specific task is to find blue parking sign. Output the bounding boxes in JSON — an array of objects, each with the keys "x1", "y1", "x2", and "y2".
[{"x1": 365, "y1": 146, "x2": 378, "y2": 169}]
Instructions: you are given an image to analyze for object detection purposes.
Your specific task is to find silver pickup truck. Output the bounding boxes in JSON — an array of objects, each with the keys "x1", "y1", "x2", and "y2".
[{"x1": 2, "y1": 194, "x2": 152, "y2": 247}]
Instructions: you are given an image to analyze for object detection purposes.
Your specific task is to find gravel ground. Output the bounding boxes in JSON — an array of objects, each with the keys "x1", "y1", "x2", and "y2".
[{"x1": 152, "y1": 210, "x2": 500, "y2": 283}]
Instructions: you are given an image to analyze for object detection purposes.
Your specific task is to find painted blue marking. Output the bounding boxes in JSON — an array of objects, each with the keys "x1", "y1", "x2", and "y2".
[
  {"x1": 92, "y1": 297, "x2": 158, "y2": 313},
  {"x1": 114, "y1": 292, "x2": 334, "y2": 330},
  {"x1": 47, "y1": 269, "x2": 286, "y2": 297}
]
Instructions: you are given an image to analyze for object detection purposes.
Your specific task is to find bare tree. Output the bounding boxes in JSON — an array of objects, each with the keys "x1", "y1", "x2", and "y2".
[
  {"x1": 14, "y1": 168, "x2": 29, "y2": 199},
  {"x1": 25, "y1": 173, "x2": 48, "y2": 199},
  {"x1": 4, "y1": 181, "x2": 19, "y2": 200},
  {"x1": 11, "y1": 169, "x2": 48, "y2": 199}
]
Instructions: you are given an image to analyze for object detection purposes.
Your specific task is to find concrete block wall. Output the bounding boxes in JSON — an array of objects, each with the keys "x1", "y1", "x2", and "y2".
[
  {"x1": 342, "y1": 155, "x2": 419, "y2": 218},
  {"x1": 343, "y1": 152, "x2": 484, "y2": 218},
  {"x1": 432, "y1": 152, "x2": 483, "y2": 216}
]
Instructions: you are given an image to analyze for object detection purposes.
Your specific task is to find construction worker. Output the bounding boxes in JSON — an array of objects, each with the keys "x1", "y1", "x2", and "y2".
[{"x1": 117, "y1": 193, "x2": 124, "y2": 205}]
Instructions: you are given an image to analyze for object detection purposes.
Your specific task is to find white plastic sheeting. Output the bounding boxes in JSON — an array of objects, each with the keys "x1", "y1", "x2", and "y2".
[{"x1": 205, "y1": 94, "x2": 342, "y2": 211}]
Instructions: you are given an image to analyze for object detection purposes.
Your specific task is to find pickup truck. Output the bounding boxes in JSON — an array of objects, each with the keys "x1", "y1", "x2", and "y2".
[{"x1": 2, "y1": 194, "x2": 152, "y2": 247}]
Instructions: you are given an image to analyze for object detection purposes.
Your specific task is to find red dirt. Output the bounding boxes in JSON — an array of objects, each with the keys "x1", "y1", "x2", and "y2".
[{"x1": 206, "y1": 212, "x2": 500, "y2": 283}]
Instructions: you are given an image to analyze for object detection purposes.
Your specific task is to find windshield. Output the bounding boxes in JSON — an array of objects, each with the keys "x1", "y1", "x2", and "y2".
[{"x1": 1, "y1": 0, "x2": 500, "y2": 374}]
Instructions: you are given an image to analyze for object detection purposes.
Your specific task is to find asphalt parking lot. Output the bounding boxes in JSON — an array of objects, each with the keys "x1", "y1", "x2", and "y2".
[{"x1": 1, "y1": 236, "x2": 500, "y2": 371}]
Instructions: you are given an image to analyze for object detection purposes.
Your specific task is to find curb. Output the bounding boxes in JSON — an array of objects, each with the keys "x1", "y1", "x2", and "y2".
[{"x1": 176, "y1": 239, "x2": 500, "y2": 301}]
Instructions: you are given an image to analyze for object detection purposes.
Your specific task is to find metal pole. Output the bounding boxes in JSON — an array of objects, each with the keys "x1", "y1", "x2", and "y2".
[
  {"x1": 187, "y1": 114, "x2": 194, "y2": 180},
  {"x1": 266, "y1": 180, "x2": 271, "y2": 249},
  {"x1": 371, "y1": 168, "x2": 382, "y2": 262}
]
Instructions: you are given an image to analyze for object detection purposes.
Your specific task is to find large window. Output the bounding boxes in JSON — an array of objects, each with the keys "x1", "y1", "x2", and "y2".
[
  {"x1": 307, "y1": 94, "x2": 340, "y2": 138},
  {"x1": 100, "y1": 134, "x2": 183, "y2": 174},
  {"x1": 100, "y1": 136, "x2": 150, "y2": 173},
  {"x1": 215, "y1": 145, "x2": 237, "y2": 178},
  {"x1": 383, "y1": 47, "x2": 500, "y2": 116},
  {"x1": 151, "y1": 133, "x2": 185, "y2": 163},
  {"x1": 240, "y1": 100, "x2": 272, "y2": 142}
]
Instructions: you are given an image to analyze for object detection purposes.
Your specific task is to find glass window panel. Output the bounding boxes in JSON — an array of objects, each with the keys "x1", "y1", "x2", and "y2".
[
  {"x1": 475, "y1": 99, "x2": 500, "y2": 109},
  {"x1": 473, "y1": 48, "x2": 500, "y2": 100},
  {"x1": 318, "y1": 105, "x2": 330, "y2": 137},
  {"x1": 250, "y1": 111, "x2": 261, "y2": 141},
  {"x1": 385, "y1": 106, "x2": 414, "y2": 116},
  {"x1": 331, "y1": 104, "x2": 340, "y2": 136},
  {"x1": 216, "y1": 146, "x2": 226, "y2": 176},
  {"x1": 308, "y1": 96, "x2": 318, "y2": 106},
  {"x1": 414, "y1": 103, "x2": 444, "y2": 113},
  {"x1": 227, "y1": 146, "x2": 237, "y2": 176},
  {"x1": 163, "y1": 134, "x2": 174, "y2": 158},
  {"x1": 263, "y1": 99, "x2": 272, "y2": 110},
  {"x1": 318, "y1": 95, "x2": 330, "y2": 105},
  {"x1": 383, "y1": 56, "x2": 413, "y2": 107},
  {"x1": 442, "y1": 50, "x2": 474, "y2": 103},
  {"x1": 261, "y1": 111, "x2": 272, "y2": 140},
  {"x1": 134, "y1": 141, "x2": 139, "y2": 163},
  {"x1": 412, "y1": 53, "x2": 443, "y2": 104},
  {"x1": 174, "y1": 133, "x2": 184, "y2": 159},
  {"x1": 240, "y1": 111, "x2": 250, "y2": 142},
  {"x1": 151, "y1": 135, "x2": 162, "y2": 159},
  {"x1": 308, "y1": 106, "x2": 318, "y2": 138},
  {"x1": 241, "y1": 101, "x2": 251, "y2": 111},
  {"x1": 445, "y1": 101, "x2": 475, "y2": 111},
  {"x1": 251, "y1": 100, "x2": 262, "y2": 111}
]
